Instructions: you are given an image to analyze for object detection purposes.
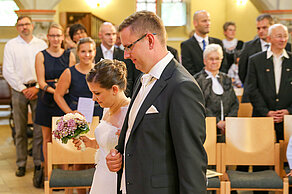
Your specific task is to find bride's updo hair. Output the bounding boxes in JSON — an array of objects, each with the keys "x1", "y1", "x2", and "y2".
[{"x1": 86, "y1": 59, "x2": 127, "y2": 91}]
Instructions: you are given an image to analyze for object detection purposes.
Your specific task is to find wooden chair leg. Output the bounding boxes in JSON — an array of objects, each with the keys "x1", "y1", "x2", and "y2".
[
  {"x1": 220, "y1": 181, "x2": 225, "y2": 194},
  {"x1": 44, "y1": 181, "x2": 52, "y2": 194},
  {"x1": 283, "y1": 177, "x2": 289, "y2": 194},
  {"x1": 225, "y1": 181, "x2": 231, "y2": 194}
]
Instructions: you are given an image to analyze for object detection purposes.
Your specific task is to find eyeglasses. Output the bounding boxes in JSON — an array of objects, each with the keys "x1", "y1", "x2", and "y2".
[
  {"x1": 124, "y1": 33, "x2": 156, "y2": 52},
  {"x1": 17, "y1": 23, "x2": 31, "y2": 27},
  {"x1": 48, "y1": 34, "x2": 63, "y2": 38}
]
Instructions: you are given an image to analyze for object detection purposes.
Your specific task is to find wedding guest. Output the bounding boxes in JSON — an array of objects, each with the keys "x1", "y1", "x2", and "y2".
[
  {"x1": 222, "y1": 22, "x2": 243, "y2": 70},
  {"x1": 34, "y1": 23, "x2": 75, "y2": 181},
  {"x1": 64, "y1": 24, "x2": 76, "y2": 50},
  {"x1": 54, "y1": 37, "x2": 102, "y2": 194},
  {"x1": 287, "y1": 136, "x2": 292, "y2": 176},
  {"x1": 194, "y1": 44, "x2": 239, "y2": 142},
  {"x1": 3, "y1": 16, "x2": 47, "y2": 184},
  {"x1": 54, "y1": 37, "x2": 103, "y2": 118},
  {"x1": 227, "y1": 51, "x2": 242, "y2": 88},
  {"x1": 106, "y1": 11, "x2": 207, "y2": 193},
  {"x1": 73, "y1": 59, "x2": 130, "y2": 194},
  {"x1": 69, "y1": 24, "x2": 88, "y2": 63}
]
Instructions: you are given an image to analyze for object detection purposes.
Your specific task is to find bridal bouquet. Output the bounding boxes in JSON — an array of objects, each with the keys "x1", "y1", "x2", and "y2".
[{"x1": 53, "y1": 113, "x2": 89, "y2": 151}]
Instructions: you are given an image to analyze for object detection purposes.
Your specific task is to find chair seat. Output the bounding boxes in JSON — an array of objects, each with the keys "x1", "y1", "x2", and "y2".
[
  {"x1": 207, "y1": 177, "x2": 220, "y2": 188},
  {"x1": 49, "y1": 168, "x2": 95, "y2": 188},
  {"x1": 227, "y1": 169, "x2": 283, "y2": 189}
]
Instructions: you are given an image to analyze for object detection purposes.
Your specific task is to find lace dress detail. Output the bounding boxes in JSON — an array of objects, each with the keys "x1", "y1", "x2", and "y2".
[{"x1": 90, "y1": 106, "x2": 128, "y2": 194}]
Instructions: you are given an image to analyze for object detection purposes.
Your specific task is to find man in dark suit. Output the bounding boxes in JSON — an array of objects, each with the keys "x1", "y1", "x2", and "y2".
[
  {"x1": 95, "y1": 22, "x2": 140, "y2": 97},
  {"x1": 245, "y1": 24, "x2": 292, "y2": 142},
  {"x1": 181, "y1": 10, "x2": 228, "y2": 75},
  {"x1": 106, "y1": 11, "x2": 207, "y2": 194}
]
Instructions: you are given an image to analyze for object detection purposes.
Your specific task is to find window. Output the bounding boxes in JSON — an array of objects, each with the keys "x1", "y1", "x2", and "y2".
[
  {"x1": 0, "y1": 0, "x2": 19, "y2": 26},
  {"x1": 161, "y1": 0, "x2": 186, "y2": 26},
  {"x1": 136, "y1": 0, "x2": 157, "y2": 13}
]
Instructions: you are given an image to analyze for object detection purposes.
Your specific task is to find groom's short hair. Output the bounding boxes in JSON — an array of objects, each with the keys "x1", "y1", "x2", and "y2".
[{"x1": 118, "y1": 10, "x2": 166, "y2": 46}]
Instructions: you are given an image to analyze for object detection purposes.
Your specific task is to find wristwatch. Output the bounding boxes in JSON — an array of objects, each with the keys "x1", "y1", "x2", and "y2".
[{"x1": 35, "y1": 83, "x2": 39, "y2": 89}]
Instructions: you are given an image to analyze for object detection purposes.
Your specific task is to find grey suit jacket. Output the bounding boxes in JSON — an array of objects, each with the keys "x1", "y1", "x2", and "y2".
[
  {"x1": 116, "y1": 59, "x2": 207, "y2": 194},
  {"x1": 181, "y1": 36, "x2": 228, "y2": 75}
]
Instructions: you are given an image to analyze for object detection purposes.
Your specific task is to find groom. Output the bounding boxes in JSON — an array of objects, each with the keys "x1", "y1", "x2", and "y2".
[{"x1": 106, "y1": 11, "x2": 207, "y2": 194}]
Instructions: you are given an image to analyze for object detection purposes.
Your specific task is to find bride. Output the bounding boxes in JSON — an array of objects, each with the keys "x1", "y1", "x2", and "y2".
[{"x1": 73, "y1": 59, "x2": 130, "y2": 194}]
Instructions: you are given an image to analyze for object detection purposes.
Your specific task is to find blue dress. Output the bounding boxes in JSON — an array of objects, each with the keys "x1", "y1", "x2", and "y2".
[
  {"x1": 35, "y1": 49, "x2": 70, "y2": 127},
  {"x1": 67, "y1": 65, "x2": 103, "y2": 118}
]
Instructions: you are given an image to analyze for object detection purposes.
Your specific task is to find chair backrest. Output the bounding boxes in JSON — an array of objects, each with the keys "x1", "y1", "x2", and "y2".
[
  {"x1": 223, "y1": 117, "x2": 277, "y2": 167},
  {"x1": 204, "y1": 117, "x2": 217, "y2": 165},
  {"x1": 237, "y1": 103, "x2": 253, "y2": 117},
  {"x1": 0, "y1": 78, "x2": 11, "y2": 105},
  {"x1": 204, "y1": 117, "x2": 222, "y2": 172},
  {"x1": 49, "y1": 116, "x2": 99, "y2": 165},
  {"x1": 281, "y1": 115, "x2": 292, "y2": 163}
]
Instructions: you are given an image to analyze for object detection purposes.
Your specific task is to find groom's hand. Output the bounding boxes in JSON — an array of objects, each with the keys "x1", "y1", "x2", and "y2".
[{"x1": 106, "y1": 149, "x2": 122, "y2": 172}]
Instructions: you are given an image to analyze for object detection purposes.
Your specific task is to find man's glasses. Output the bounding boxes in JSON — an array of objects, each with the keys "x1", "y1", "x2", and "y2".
[
  {"x1": 48, "y1": 34, "x2": 63, "y2": 38},
  {"x1": 17, "y1": 23, "x2": 31, "y2": 27},
  {"x1": 124, "y1": 33, "x2": 156, "y2": 52}
]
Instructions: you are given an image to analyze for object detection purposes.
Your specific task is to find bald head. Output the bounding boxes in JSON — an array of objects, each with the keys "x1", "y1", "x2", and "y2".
[
  {"x1": 99, "y1": 22, "x2": 117, "y2": 49},
  {"x1": 193, "y1": 10, "x2": 210, "y2": 37}
]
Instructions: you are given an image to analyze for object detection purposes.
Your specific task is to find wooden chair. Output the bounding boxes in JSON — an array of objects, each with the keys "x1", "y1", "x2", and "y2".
[
  {"x1": 223, "y1": 117, "x2": 288, "y2": 193},
  {"x1": 204, "y1": 117, "x2": 226, "y2": 193},
  {"x1": 237, "y1": 103, "x2": 253, "y2": 117},
  {"x1": 280, "y1": 115, "x2": 292, "y2": 186},
  {"x1": 45, "y1": 116, "x2": 99, "y2": 194}
]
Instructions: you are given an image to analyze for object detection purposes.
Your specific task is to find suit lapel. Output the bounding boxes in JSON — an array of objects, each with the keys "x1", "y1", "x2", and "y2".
[
  {"x1": 264, "y1": 54, "x2": 276, "y2": 95},
  {"x1": 192, "y1": 36, "x2": 203, "y2": 54},
  {"x1": 95, "y1": 46, "x2": 104, "y2": 62},
  {"x1": 129, "y1": 60, "x2": 176, "y2": 135},
  {"x1": 278, "y1": 56, "x2": 292, "y2": 95}
]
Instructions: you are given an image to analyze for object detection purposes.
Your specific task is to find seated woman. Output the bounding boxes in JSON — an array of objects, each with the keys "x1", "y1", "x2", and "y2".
[
  {"x1": 54, "y1": 37, "x2": 103, "y2": 118},
  {"x1": 73, "y1": 59, "x2": 130, "y2": 194},
  {"x1": 194, "y1": 44, "x2": 239, "y2": 142}
]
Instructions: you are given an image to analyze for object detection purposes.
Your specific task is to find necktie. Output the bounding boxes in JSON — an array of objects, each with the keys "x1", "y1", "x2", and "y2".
[
  {"x1": 264, "y1": 44, "x2": 269, "y2": 51},
  {"x1": 202, "y1": 39, "x2": 206, "y2": 51}
]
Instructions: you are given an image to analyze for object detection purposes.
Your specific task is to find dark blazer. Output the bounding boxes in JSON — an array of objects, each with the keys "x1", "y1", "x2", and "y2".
[
  {"x1": 116, "y1": 59, "x2": 207, "y2": 194},
  {"x1": 94, "y1": 45, "x2": 141, "y2": 97},
  {"x1": 181, "y1": 36, "x2": 228, "y2": 75},
  {"x1": 194, "y1": 70, "x2": 239, "y2": 123},
  {"x1": 245, "y1": 50, "x2": 292, "y2": 117},
  {"x1": 238, "y1": 38, "x2": 291, "y2": 84},
  {"x1": 167, "y1": 45, "x2": 179, "y2": 62}
]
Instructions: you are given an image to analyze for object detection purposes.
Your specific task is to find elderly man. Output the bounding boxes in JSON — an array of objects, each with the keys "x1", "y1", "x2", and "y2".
[
  {"x1": 106, "y1": 11, "x2": 207, "y2": 194},
  {"x1": 3, "y1": 16, "x2": 47, "y2": 185},
  {"x1": 245, "y1": 24, "x2": 292, "y2": 142},
  {"x1": 181, "y1": 10, "x2": 228, "y2": 75},
  {"x1": 95, "y1": 22, "x2": 140, "y2": 97}
]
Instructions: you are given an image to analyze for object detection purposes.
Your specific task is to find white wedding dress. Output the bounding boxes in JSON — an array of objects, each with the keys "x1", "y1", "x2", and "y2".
[{"x1": 90, "y1": 106, "x2": 128, "y2": 194}]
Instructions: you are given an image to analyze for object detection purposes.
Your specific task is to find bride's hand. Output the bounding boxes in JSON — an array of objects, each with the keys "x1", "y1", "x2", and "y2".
[{"x1": 73, "y1": 136, "x2": 91, "y2": 150}]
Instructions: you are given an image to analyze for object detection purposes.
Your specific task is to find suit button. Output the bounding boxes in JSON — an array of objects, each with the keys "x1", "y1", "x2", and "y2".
[
  {"x1": 127, "y1": 182, "x2": 131, "y2": 185},
  {"x1": 276, "y1": 98, "x2": 279, "y2": 102},
  {"x1": 127, "y1": 153, "x2": 132, "y2": 157}
]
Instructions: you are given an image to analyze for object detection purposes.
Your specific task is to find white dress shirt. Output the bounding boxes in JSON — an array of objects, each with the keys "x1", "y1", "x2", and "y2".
[
  {"x1": 3, "y1": 35, "x2": 47, "y2": 92},
  {"x1": 121, "y1": 52, "x2": 174, "y2": 193},
  {"x1": 194, "y1": 33, "x2": 209, "y2": 51},
  {"x1": 266, "y1": 47, "x2": 289, "y2": 94},
  {"x1": 260, "y1": 39, "x2": 270, "y2": 52},
  {"x1": 101, "y1": 43, "x2": 114, "y2": 60}
]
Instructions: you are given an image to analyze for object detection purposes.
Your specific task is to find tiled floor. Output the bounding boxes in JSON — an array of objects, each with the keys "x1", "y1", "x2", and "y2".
[{"x1": 0, "y1": 105, "x2": 65, "y2": 194}]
